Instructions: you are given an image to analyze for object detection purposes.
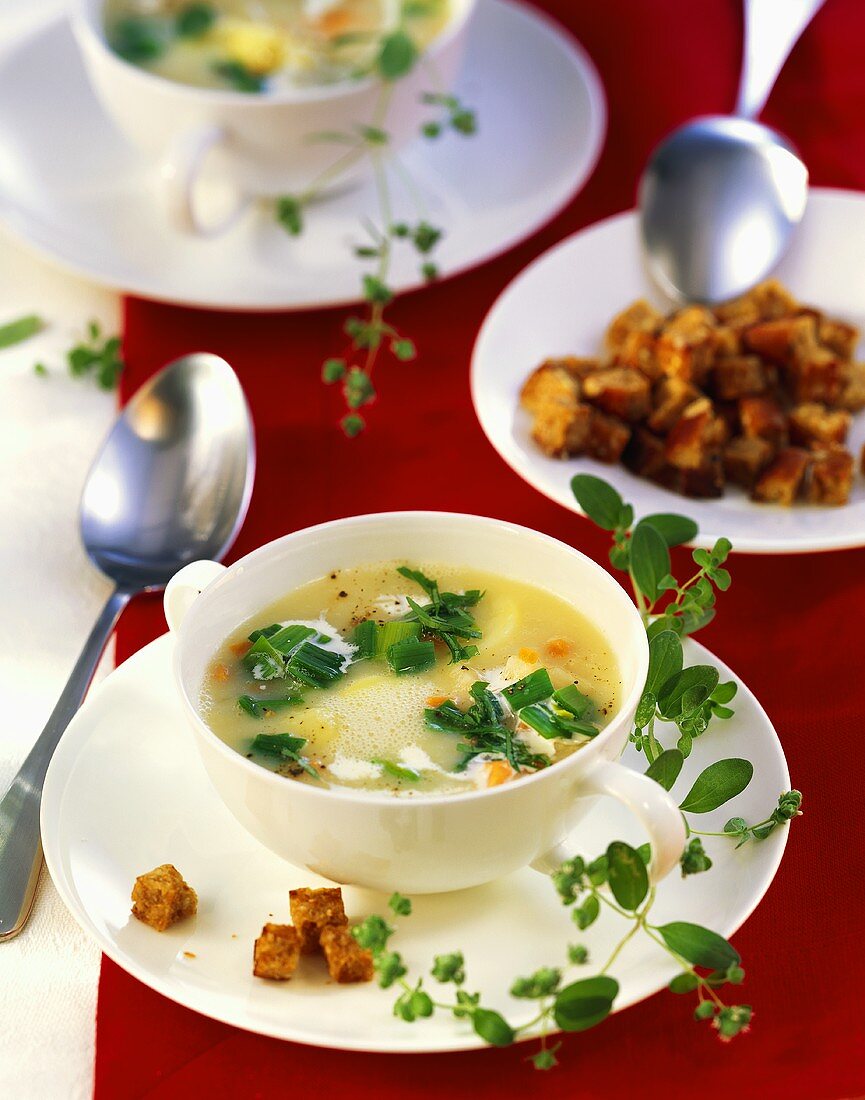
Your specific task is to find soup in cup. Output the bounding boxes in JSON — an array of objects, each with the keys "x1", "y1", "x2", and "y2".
[
  {"x1": 70, "y1": 0, "x2": 475, "y2": 234},
  {"x1": 165, "y1": 512, "x2": 686, "y2": 893}
]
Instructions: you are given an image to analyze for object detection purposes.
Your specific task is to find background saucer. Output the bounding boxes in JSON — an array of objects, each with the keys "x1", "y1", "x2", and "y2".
[{"x1": 0, "y1": 0, "x2": 605, "y2": 311}]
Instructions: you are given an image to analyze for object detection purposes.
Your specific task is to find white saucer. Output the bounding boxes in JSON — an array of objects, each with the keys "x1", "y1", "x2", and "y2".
[
  {"x1": 42, "y1": 633, "x2": 789, "y2": 1052},
  {"x1": 472, "y1": 188, "x2": 865, "y2": 554},
  {"x1": 0, "y1": 1, "x2": 605, "y2": 312}
]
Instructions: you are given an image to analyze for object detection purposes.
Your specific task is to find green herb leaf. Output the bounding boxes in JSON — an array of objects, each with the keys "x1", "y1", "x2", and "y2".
[
  {"x1": 570, "y1": 474, "x2": 626, "y2": 531},
  {"x1": 657, "y1": 665, "x2": 719, "y2": 719},
  {"x1": 391, "y1": 338, "x2": 417, "y2": 361},
  {"x1": 646, "y1": 630, "x2": 683, "y2": 695},
  {"x1": 377, "y1": 30, "x2": 418, "y2": 80},
  {"x1": 175, "y1": 2, "x2": 216, "y2": 37},
  {"x1": 352, "y1": 914, "x2": 394, "y2": 952},
  {"x1": 644, "y1": 748, "x2": 684, "y2": 792},
  {"x1": 109, "y1": 15, "x2": 166, "y2": 61},
  {"x1": 212, "y1": 59, "x2": 265, "y2": 92},
  {"x1": 630, "y1": 520, "x2": 671, "y2": 604},
  {"x1": 374, "y1": 758, "x2": 421, "y2": 782},
  {"x1": 606, "y1": 841, "x2": 649, "y2": 911},
  {"x1": 431, "y1": 952, "x2": 465, "y2": 983},
  {"x1": 553, "y1": 975, "x2": 618, "y2": 1032},
  {"x1": 679, "y1": 758, "x2": 754, "y2": 813},
  {"x1": 472, "y1": 1008, "x2": 515, "y2": 1047},
  {"x1": 668, "y1": 972, "x2": 699, "y2": 994},
  {"x1": 573, "y1": 893, "x2": 599, "y2": 930},
  {"x1": 387, "y1": 638, "x2": 436, "y2": 676},
  {"x1": 341, "y1": 412, "x2": 365, "y2": 437},
  {"x1": 276, "y1": 196, "x2": 304, "y2": 235},
  {"x1": 656, "y1": 921, "x2": 740, "y2": 970},
  {"x1": 640, "y1": 513, "x2": 699, "y2": 548},
  {"x1": 0, "y1": 314, "x2": 42, "y2": 350},
  {"x1": 322, "y1": 358, "x2": 346, "y2": 383},
  {"x1": 388, "y1": 892, "x2": 412, "y2": 916}
]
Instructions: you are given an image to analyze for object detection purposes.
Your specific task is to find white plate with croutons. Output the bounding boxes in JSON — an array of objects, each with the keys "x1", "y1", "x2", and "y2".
[
  {"x1": 40, "y1": 632, "x2": 791, "y2": 1052},
  {"x1": 472, "y1": 188, "x2": 865, "y2": 553}
]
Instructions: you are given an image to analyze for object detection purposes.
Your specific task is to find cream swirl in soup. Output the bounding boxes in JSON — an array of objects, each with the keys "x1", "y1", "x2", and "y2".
[{"x1": 201, "y1": 562, "x2": 621, "y2": 797}]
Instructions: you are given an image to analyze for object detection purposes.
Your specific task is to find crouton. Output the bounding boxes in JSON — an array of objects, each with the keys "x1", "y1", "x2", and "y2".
[
  {"x1": 713, "y1": 326, "x2": 741, "y2": 357},
  {"x1": 723, "y1": 436, "x2": 774, "y2": 489},
  {"x1": 750, "y1": 279, "x2": 800, "y2": 319},
  {"x1": 711, "y1": 356, "x2": 768, "y2": 400},
  {"x1": 253, "y1": 923, "x2": 301, "y2": 980},
  {"x1": 742, "y1": 314, "x2": 815, "y2": 364},
  {"x1": 788, "y1": 403, "x2": 851, "y2": 446},
  {"x1": 752, "y1": 448, "x2": 811, "y2": 505},
  {"x1": 131, "y1": 864, "x2": 197, "y2": 932},
  {"x1": 289, "y1": 887, "x2": 347, "y2": 954},
  {"x1": 739, "y1": 395, "x2": 788, "y2": 446},
  {"x1": 647, "y1": 377, "x2": 699, "y2": 434},
  {"x1": 520, "y1": 362, "x2": 580, "y2": 414},
  {"x1": 604, "y1": 300, "x2": 662, "y2": 356},
  {"x1": 840, "y1": 362, "x2": 865, "y2": 411},
  {"x1": 655, "y1": 306, "x2": 717, "y2": 384},
  {"x1": 530, "y1": 402, "x2": 593, "y2": 457},
  {"x1": 676, "y1": 457, "x2": 725, "y2": 499},
  {"x1": 582, "y1": 367, "x2": 652, "y2": 421},
  {"x1": 806, "y1": 445, "x2": 854, "y2": 506},
  {"x1": 818, "y1": 317, "x2": 859, "y2": 359},
  {"x1": 320, "y1": 925, "x2": 374, "y2": 984},
  {"x1": 788, "y1": 347, "x2": 850, "y2": 404},
  {"x1": 664, "y1": 398, "x2": 726, "y2": 470},
  {"x1": 622, "y1": 427, "x2": 670, "y2": 482},
  {"x1": 585, "y1": 409, "x2": 631, "y2": 463},
  {"x1": 714, "y1": 296, "x2": 761, "y2": 330},
  {"x1": 613, "y1": 329, "x2": 661, "y2": 380}
]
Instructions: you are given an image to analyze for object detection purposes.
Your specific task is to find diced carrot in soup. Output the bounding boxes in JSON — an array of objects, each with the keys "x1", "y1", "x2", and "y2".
[
  {"x1": 485, "y1": 760, "x2": 516, "y2": 787},
  {"x1": 519, "y1": 647, "x2": 539, "y2": 664},
  {"x1": 546, "y1": 638, "x2": 571, "y2": 658}
]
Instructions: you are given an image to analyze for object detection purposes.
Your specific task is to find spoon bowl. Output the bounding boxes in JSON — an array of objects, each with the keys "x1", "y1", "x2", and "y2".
[
  {"x1": 81, "y1": 352, "x2": 254, "y2": 589},
  {"x1": 639, "y1": 116, "x2": 808, "y2": 304},
  {"x1": 0, "y1": 352, "x2": 254, "y2": 941}
]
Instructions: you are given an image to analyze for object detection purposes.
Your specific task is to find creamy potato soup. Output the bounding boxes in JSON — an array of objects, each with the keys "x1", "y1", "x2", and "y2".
[
  {"x1": 201, "y1": 563, "x2": 621, "y2": 797},
  {"x1": 104, "y1": 0, "x2": 451, "y2": 91}
]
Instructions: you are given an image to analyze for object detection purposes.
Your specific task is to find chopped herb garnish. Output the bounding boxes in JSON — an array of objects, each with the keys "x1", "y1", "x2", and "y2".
[
  {"x1": 387, "y1": 638, "x2": 436, "y2": 675},
  {"x1": 553, "y1": 684, "x2": 594, "y2": 720},
  {"x1": 243, "y1": 635, "x2": 286, "y2": 679},
  {"x1": 376, "y1": 620, "x2": 421, "y2": 657},
  {"x1": 374, "y1": 758, "x2": 421, "y2": 781},
  {"x1": 287, "y1": 642, "x2": 346, "y2": 687},
  {"x1": 251, "y1": 733, "x2": 318, "y2": 778},
  {"x1": 268, "y1": 623, "x2": 316, "y2": 654},
  {"x1": 397, "y1": 567, "x2": 485, "y2": 665},
  {"x1": 238, "y1": 692, "x2": 304, "y2": 718},
  {"x1": 520, "y1": 703, "x2": 599, "y2": 741},
  {"x1": 109, "y1": 15, "x2": 166, "y2": 62},
  {"x1": 175, "y1": 2, "x2": 216, "y2": 38},
  {"x1": 0, "y1": 314, "x2": 42, "y2": 350},
  {"x1": 248, "y1": 623, "x2": 282, "y2": 643},
  {"x1": 502, "y1": 669, "x2": 554, "y2": 711},
  {"x1": 212, "y1": 59, "x2": 265, "y2": 92},
  {"x1": 352, "y1": 620, "x2": 379, "y2": 659}
]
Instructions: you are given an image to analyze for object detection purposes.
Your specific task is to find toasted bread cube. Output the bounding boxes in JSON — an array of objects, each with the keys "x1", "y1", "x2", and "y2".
[
  {"x1": 788, "y1": 403, "x2": 851, "y2": 446},
  {"x1": 530, "y1": 402, "x2": 593, "y2": 457},
  {"x1": 613, "y1": 329, "x2": 661, "y2": 380},
  {"x1": 713, "y1": 325, "x2": 741, "y2": 357},
  {"x1": 840, "y1": 362, "x2": 865, "y2": 411},
  {"x1": 750, "y1": 279, "x2": 799, "y2": 319},
  {"x1": 714, "y1": 297, "x2": 761, "y2": 330},
  {"x1": 677, "y1": 457, "x2": 725, "y2": 499},
  {"x1": 743, "y1": 314, "x2": 815, "y2": 364},
  {"x1": 604, "y1": 300, "x2": 662, "y2": 356},
  {"x1": 752, "y1": 448, "x2": 810, "y2": 505},
  {"x1": 622, "y1": 427, "x2": 669, "y2": 481},
  {"x1": 788, "y1": 347, "x2": 850, "y2": 404},
  {"x1": 289, "y1": 887, "x2": 347, "y2": 954},
  {"x1": 664, "y1": 398, "x2": 726, "y2": 470},
  {"x1": 131, "y1": 864, "x2": 197, "y2": 932},
  {"x1": 582, "y1": 367, "x2": 651, "y2": 421},
  {"x1": 806, "y1": 445, "x2": 854, "y2": 506},
  {"x1": 712, "y1": 355, "x2": 768, "y2": 400},
  {"x1": 647, "y1": 377, "x2": 699, "y2": 434},
  {"x1": 723, "y1": 436, "x2": 774, "y2": 489},
  {"x1": 656, "y1": 306, "x2": 717, "y2": 384},
  {"x1": 253, "y1": 923, "x2": 301, "y2": 980},
  {"x1": 818, "y1": 318, "x2": 859, "y2": 360},
  {"x1": 585, "y1": 409, "x2": 631, "y2": 463},
  {"x1": 739, "y1": 395, "x2": 788, "y2": 446},
  {"x1": 520, "y1": 362, "x2": 581, "y2": 414},
  {"x1": 320, "y1": 925, "x2": 374, "y2": 983}
]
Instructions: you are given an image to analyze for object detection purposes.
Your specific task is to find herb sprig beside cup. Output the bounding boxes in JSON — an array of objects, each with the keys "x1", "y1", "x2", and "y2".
[{"x1": 352, "y1": 477, "x2": 801, "y2": 1070}]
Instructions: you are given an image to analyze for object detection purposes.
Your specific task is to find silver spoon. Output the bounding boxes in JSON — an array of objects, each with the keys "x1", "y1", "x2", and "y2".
[
  {"x1": 0, "y1": 353, "x2": 254, "y2": 941},
  {"x1": 639, "y1": 0, "x2": 824, "y2": 304}
]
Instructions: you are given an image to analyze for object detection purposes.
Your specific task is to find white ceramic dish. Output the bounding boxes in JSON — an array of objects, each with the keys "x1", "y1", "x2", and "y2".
[
  {"x1": 471, "y1": 188, "x2": 865, "y2": 554},
  {"x1": 161, "y1": 512, "x2": 684, "y2": 894},
  {"x1": 0, "y1": 0, "x2": 605, "y2": 310},
  {"x1": 41, "y1": 633, "x2": 789, "y2": 1052}
]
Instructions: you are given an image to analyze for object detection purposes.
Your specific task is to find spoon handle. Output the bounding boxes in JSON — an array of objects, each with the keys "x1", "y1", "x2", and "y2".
[
  {"x1": 0, "y1": 586, "x2": 131, "y2": 941},
  {"x1": 736, "y1": 0, "x2": 825, "y2": 120}
]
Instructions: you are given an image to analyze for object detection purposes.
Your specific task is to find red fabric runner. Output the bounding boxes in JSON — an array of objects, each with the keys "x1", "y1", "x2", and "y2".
[{"x1": 96, "y1": 1, "x2": 865, "y2": 1096}]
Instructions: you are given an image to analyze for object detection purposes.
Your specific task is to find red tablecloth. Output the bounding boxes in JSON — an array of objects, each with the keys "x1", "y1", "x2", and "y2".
[{"x1": 96, "y1": 1, "x2": 865, "y2": 1095}]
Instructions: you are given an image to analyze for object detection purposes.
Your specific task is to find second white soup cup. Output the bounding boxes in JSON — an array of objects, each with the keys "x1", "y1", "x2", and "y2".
[{"x1": 165, "y1": 512, "x2": 686, "y2": 894}]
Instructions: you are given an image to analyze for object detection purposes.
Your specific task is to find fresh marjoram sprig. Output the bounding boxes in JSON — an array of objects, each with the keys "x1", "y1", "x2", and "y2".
[
  {"x1": 354, "y1": 476, "x2": 801, "y2": 1070},
  {"x1": 273, "y1": 2, "x2": 476, "y2": 437}
]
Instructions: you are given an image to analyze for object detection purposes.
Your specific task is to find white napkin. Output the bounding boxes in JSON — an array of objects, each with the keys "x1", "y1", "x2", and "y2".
[{"x1": 0, "y1": 231, "x2": 119, "y2": 1099}]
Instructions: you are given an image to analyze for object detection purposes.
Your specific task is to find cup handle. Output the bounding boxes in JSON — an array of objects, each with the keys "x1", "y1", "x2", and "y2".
[
  {"x1": 159, "y1": 124, "x2": 249, "y2": 237},
  {"x1": 164, "y1": 560, "x2": 227, "y2": 633},
  {"x1": 531, "y1": 758, "x2": 687, "y2": 884}
]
